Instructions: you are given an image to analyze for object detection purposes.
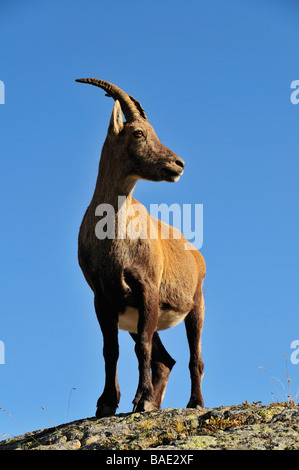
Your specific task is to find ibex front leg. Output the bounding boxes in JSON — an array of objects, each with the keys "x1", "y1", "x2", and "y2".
[
  {"x1": 94, "y1": 294, "x2": 120, "y2": 418},
  {"x1": 129, "y1": 276, "x2": 159, "y2": 412}
]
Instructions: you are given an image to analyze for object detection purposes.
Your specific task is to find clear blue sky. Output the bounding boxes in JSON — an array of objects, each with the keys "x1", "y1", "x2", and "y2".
[{"x1": 1, "y1": 0, "x2": 299, "y2": 439}]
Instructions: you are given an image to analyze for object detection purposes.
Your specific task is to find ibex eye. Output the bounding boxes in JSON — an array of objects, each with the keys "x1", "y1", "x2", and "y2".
[{"x1": 133, "y1": 130, "x2": 144, "y2": 138}]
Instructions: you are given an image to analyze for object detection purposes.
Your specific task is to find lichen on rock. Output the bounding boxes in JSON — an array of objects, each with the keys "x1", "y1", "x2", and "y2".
[{"x1": 1, "y1": 403, "x2": 298, "y2": 451}]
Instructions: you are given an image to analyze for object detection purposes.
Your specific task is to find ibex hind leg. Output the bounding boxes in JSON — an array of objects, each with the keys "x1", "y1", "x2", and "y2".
[
  {"x1": 184, "y1": 284, "x2": 205, "y2": 409},
  {"x1": 130, "y1": 332, "x2": 176, "y2": 409},
  {"x1": 151, "y1": 332, "x2": 176, "y2": 407},
  {"x1": 126, "y1": 274, "x2": 160, "y2": 413}
]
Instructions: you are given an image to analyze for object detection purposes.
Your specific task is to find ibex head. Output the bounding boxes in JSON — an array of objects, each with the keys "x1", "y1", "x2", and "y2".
[{"x1": 76, "y1": 78, "x2": 185, "y2": 183}]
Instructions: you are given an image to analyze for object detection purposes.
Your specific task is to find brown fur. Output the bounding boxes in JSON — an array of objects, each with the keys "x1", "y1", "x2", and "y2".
[{"x1": 77, "y1": 83, "x2": 206, "y2": 417}]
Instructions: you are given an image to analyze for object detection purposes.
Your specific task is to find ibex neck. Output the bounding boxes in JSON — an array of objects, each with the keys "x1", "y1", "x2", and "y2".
[{"x1": 91, "y1": 158, "x2": 137, "y2": 210}]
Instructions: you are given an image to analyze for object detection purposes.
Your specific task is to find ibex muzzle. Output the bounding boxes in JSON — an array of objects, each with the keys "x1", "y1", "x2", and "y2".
[{"x1": 77, "y1": 79, "x2": 206, "y2": 417}]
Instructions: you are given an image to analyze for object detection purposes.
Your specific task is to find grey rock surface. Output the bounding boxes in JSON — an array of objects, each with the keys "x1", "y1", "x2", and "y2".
[{"x1": 1, "y1": 403, "x2": 298, "y2": 450}]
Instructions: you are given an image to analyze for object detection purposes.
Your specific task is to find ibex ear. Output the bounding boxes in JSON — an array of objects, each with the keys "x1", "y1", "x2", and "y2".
[{"x1": 109, "y1": 100, "x2": 124, "y2": 135}]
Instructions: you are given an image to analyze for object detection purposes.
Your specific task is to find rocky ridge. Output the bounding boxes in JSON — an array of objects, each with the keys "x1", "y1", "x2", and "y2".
[{"x1": 1, "y1": 402, "x2": 298, "y2": 451}]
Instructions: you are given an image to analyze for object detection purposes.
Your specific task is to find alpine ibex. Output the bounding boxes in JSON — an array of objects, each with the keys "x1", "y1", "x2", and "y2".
[{"x1": 76, "y1": 78, "x2": 206, "y2": 417}]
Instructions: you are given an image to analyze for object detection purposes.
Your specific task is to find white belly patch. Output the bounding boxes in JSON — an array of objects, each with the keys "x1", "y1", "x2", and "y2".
[{"x1": 118, "y1": 307, "x2": 189, "y2": 333}]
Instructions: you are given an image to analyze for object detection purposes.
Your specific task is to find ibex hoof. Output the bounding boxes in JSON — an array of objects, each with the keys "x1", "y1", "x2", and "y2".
[
  {"x1": 187, "y1": 398, "x2": 204, "y2": 409},
  {"x1": 96, "y1": 403, "x2": 118, "y2": 418},
  {"x1": 133, "y1": 399, "x2": 159, "y2": 413}
]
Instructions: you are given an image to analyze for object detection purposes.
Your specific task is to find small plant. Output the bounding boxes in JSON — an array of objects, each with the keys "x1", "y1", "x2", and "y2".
[
  {"x1": 268, "y1": 400, "x2": 298, "y2": 408},
  {"x1": 0, "y1": 407, "x2": 41, "y2": 447},
  {"x1": 201, "y1": 415, "x2": 248, "y2": 433},
  {"x1": 259, "y1": 353, "x2": 299, "y2": 406},
  {"x1": 173, "y1": 419, "x2": 185, "y2": 434},
  {"x1": 203, "y1": 416, "x2": 232, "y2": 433}
]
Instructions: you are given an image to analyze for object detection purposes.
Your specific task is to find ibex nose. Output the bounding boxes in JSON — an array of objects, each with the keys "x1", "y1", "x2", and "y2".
[{"x1": 175, "y1": 158, "x2": 185, "y2": 170}]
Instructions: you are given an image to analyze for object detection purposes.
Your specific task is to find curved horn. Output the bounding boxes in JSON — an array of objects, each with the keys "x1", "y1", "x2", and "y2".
[{"x1": 75, "y1": 78, "x2": 147, "y2": 121}]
